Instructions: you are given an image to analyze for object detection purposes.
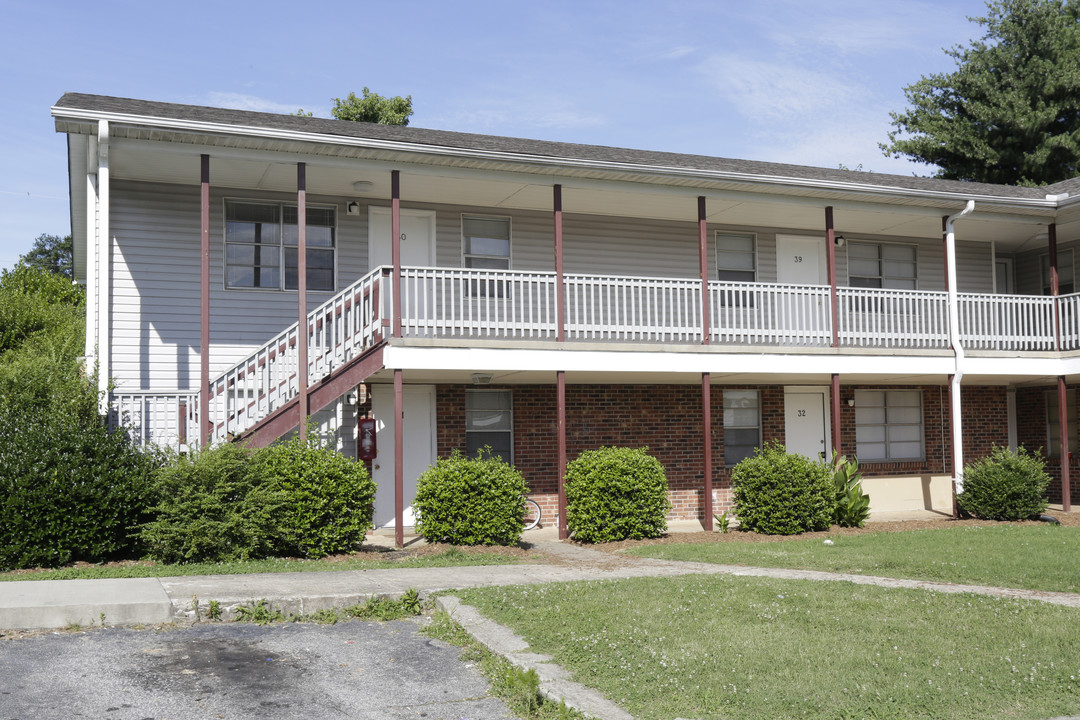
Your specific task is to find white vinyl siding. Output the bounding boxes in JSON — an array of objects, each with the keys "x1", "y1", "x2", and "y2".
[{"x1": 108, "y1": 180, "x2": 358, "y2": 393}]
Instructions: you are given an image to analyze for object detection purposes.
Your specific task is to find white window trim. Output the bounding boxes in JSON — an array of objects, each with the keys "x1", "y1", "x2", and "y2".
[
  {"x1": 723, "y1": 388, "x2": 761, "y2": 467},
  {"x1": 461, "y1": 214, "x2": 512, "y2": 269},
  {"x1": 715, "y1": 231, "x2": 757, "y2": 283},
  {"x1": 1046, "y1": 388, "x2": 1077, "y2": 457},
  {"x1": 1040, "y1": 248, "x2": 1075, "y2": 295},
  {"x1": 847, "y1": 240, "x2": 919, "y2": 290},
  {"x1": 465, "y1": 388, "x2": 514, "y2": 463},
  {"x1": 854, "y1": 389, "x2": 925, "y2": 462},
  {"x1": 223, "y1": 198, "x2": 338, "y2": 292}
]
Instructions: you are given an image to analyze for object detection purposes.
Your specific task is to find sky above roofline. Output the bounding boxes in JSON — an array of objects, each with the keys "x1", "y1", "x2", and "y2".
[{"x1": 1, "y1": 0, "x2": 992, "y2": 270}]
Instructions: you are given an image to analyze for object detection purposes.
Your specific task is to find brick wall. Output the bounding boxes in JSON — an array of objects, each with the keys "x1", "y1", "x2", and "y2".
[
  {"x1": 1016, "y1": 386, "x2": 1079, "y2": 505},
  {"x1": 434, "y1": 382, "x2": 1022, "y2": 521}
]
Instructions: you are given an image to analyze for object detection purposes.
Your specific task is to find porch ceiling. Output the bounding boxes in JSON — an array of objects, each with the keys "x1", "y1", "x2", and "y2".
[{"x1": 103, "y1": 138, "x2": 1059, "y2": 248}]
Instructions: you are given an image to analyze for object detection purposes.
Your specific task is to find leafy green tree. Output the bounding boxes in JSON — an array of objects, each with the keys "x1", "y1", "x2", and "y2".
[
  {"x1": 882, "y1": 0, "x2": 1080, "y2": 185},
  {"x1": 20, "y1": 234, "x2": 73, "y2": 279},
  {"x1": 331, "y1": 88, "x2": 413, "y2": 125}
]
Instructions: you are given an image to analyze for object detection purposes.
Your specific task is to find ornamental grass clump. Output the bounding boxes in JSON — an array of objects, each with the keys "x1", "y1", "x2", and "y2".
[
  {"x1": 732, "y1": 441, "x2": 833, "y2": 535},
  {"x1": 564, "y1": 446, "x2": 670, "y2": 543},
  {"x1": 414, "y1": 450, "x2": 528, "y2": 546},
  {"x1": 958, "y1": 445, "x2": 1050, "y2": 521}
]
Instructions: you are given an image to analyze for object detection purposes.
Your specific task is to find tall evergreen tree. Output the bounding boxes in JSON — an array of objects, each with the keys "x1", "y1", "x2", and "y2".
[{"x1": 882, "y1": 0, "x2": 1080, "y2": 185}]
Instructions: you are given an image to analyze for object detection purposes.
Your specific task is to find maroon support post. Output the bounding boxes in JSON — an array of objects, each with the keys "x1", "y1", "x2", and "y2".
[
  {"x1": 297, "y1": 163, "x2": 308, "y2": 439},
  {"x1": 554, "y1": 184, "x2": 565, "y2": 342},
  {"x1": 825, "y1": 206, "x2": 838, "y2": 348},
  {"x1": 391, "y1": 171, "x2": 402, "y2": 339},
  {"x1": 702, "y1": 373, "x2": 713, "y2": 530},
  {"x1": 200, "y1": 154, "x2": 211, "y2": 446},
  {"x1": 557, "y1": 370, "x2": 568, "y2": 540},
  {"x1": 1059, "y1": 375, "x2": 1072, "y2": 512},
  {"x1": 699, "y1": 196, "x2": 710, "y2": 345},
  {"x1": 395, "y1": 368, "x2": 404, "y2": 547}
]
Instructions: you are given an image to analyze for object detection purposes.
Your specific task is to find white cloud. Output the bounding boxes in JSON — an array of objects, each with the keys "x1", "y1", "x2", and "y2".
[
  {"x1": 698, "y1": 55, "x2": 859, "y2": 121},
  {"x1": 431, "y1": 98, "x2": 605, "y2": 134}
]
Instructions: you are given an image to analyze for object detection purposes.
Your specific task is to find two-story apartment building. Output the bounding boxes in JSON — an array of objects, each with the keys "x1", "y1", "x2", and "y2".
[{"x1": 53, "y1": 93, "x2": 1080, "y2": 544}]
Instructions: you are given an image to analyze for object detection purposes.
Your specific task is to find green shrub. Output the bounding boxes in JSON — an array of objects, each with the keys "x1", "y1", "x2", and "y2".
[
  {"x1": 564, "y1": 446, "x2": 670, "y2": 543},
  {"x1": 958, "y1": 445, "x2": 1050, "y2": 521},
  {"x1": 0, "y1": 383, "x2": 159, "y2": 570},
  {"x1": 139, "y1": 443, "x2": 288, "y2": 564},
  {"x1": 832, "y1": 452, "x2": 870, "y2": 528},
  {"x1": 732, "y1": 441, "x2": 834, "y2": 535},
  {"x1": 414, "y1": 450, "x2": 528, "y2": 546},
  {"x1": 251, "y1": 434, "x2": 376, "y2": 558}
]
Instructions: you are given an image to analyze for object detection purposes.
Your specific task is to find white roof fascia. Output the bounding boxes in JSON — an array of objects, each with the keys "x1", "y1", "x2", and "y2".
[{"x1": 51, "y1": 104, "x2": 1062, "y2": 212}]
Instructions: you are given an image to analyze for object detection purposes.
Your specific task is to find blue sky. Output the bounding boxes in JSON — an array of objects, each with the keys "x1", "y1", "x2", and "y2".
[{"x1": 0, "y1": 0, "x2": 992, "y2": 271}]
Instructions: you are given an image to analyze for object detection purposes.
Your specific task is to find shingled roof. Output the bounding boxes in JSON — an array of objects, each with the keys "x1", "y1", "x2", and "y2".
[{"x1": 53, "y1": 93, "x2": 1063, "y2": 201}]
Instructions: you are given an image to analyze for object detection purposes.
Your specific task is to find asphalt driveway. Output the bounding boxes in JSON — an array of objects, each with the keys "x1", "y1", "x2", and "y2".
[{"x1": 0, "y1": 619, "x2": 518, "y2": 720}]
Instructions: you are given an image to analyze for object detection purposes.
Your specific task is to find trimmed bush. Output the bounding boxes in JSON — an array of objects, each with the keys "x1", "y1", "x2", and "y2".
[
  {"x1": 0, "y1": 387, "x2": 159, "y2": 570},
  {"x1": 139, "y1": 443, "x2": 288, "y2": 564},
  {"x1": 564, "y1": 446, "x2": 670, "y2": 543},
  {"x1": 253, "y1": 435, "x2": 377, "y2": 558},
  {"x1": 414, "y1": 450, "x2": 528, "y2": 546},
  {"x1": 732, "y1": 441, "x2": 834, "y2": 535},
  {"x1": 958, "y1": 445, "x2": 1050, "y2": 521}
]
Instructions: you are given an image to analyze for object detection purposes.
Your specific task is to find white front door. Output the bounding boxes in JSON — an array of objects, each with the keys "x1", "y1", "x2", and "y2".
[
  {"x1": 776, "y1": 235, "x2": 827, "y2": 285},
  {"x1": 368, "y1": 207, "x2": 436, "y2": 268},
  {"x1": 371, "y1": 384, "x2": 436, "y2": 528},
  {"x1": 784, "y1": 387, "x2": 831, "y2": 462}
]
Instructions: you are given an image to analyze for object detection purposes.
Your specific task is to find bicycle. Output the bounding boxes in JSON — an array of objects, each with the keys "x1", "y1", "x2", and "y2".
[{"x1": 522, "y1": 498, "x2": 542, "y2": 531}]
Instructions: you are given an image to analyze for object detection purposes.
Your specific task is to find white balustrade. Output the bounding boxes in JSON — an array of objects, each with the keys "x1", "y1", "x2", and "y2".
[
  {"x1": 837, "y1": 287, "x2": 949, "y2": 349},
  {"x1": 711, "y1": 282, "x2": 831, "y2": 346},
  {"x1": 115, "y1": 264, "x2": 1080, "y2": 451},
  {"x1": 1058, "y1": 293, "x2": 1080, "y2": 350},
  {"x1": 109, "y1": 392, "x2": 198, "y2": 450},
  {"x1": 565, "y1": 273, "x2": 701, "y2": 342},
  {"x1": 400, "y1": 267, "x2": 557, "y2": 339},
  {"x1": 958, "y1": 293, "x2": 1055, "y2": 351}
]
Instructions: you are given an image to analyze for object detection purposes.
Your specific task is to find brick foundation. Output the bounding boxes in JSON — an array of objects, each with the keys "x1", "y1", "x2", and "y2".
[{"x1": 1016, "y1": 385, "x2": 1079, "y2": 505}]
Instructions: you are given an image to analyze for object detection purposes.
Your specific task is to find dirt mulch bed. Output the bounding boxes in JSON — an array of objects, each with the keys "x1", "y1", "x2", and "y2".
[{"x1": 593, "y1": 510, "x2": 1080, "y2": 554}]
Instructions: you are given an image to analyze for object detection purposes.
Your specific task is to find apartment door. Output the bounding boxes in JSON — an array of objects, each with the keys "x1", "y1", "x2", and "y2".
[
  {"x1": 368, "y1": 207, "x2": 436, "y2": 268},
  {"x1": 370, "y1": 384, "x2": 436, "y2": 528},
  {"x1": 776, "y1": 235, "x2": 827, "y2": 285},
  {"x1": 784, "y1": 387, "x2": 831, "y2": 462}
]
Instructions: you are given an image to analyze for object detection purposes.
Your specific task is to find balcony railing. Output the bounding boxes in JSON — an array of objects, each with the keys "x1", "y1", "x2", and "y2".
[
  {"x1": 112, "y1": 267, "x2": 1080, "y2": 448},
  {"x1": 838, "y1": 287, "x2": 949, "y2": 349}
]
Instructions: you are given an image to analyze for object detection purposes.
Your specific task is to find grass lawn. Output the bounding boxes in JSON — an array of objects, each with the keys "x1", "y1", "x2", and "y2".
[
  {"x1": 457, "y1": 575, "x2": 1080, "y2": 720},
  {"x1": 626, "y1": 524, "x2": 1080, "y2": 593},
  {"x1": 0, "y1": 546, "x2": 521, "y2": 582}
]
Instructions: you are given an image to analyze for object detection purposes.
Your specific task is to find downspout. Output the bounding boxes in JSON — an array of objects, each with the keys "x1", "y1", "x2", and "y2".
[
  {"x1": 96, "y1": 120, "x2": 111, "y2": 412},
  {"x1": 945, "y1": 200, "x2": 975, "y2": 495}
]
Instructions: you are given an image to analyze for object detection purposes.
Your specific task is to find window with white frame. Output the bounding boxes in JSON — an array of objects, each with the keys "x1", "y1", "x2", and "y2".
[
  {"x1": 716, "y1": 232, "x2": 756, "y2": 282},
  {"x1": 462, "y1": 215, "x2": 510, "y2": 297},
  {"x1": 465, "y1": 389, "x2": 513, "y2": 462},
  {"x1": 848, "y1": 242, "x2": 917, "y2": 289},
  {"x1": 225, "y1": 200, "x2": 336, "y2": 291},
  {"x1": 723, "y1": 389, "x2": 760, "y2": 466},
  {"x1": 1046, "y1": 389, "x2": 1078, "y2": 457},
  {"x1": 1041, "y1": 249, "x2": 1075, "y2": 295},
  {"x1": 855, "y1": 389, "x2": 924, "y2": 461}
]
